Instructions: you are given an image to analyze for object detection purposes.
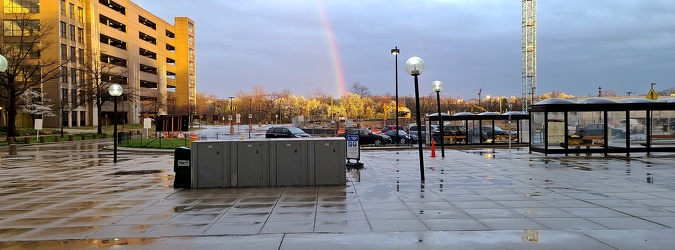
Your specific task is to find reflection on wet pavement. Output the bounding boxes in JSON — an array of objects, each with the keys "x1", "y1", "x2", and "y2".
[{"x1": 1, "y1": 141, "x2": 675, "y2": 249}]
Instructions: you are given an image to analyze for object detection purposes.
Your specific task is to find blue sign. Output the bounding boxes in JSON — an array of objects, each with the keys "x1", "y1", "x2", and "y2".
[{"x1": 346, "y1": 135, "x2": 359, "y2": 160}]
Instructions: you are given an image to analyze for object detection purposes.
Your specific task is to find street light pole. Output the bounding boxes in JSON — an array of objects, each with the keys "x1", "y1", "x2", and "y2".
[
  {"x1": 0, "y1": 55, "x2": 7, "y2": 128},
  {"x1": 405, "y1": 56, "x2": 426, "y2": 182},
  {"x1": 391, "y1": 46, "x2": 400, "y2": 144},
  {"x1": 432, "y1": 80, "x2": 445, "y2": 157},
  {"x1": 228, "y1": 96, "x2": 235, "y2": 135},
  {"x1": 108, "y1": 84, "x2": 123, "y2": 163}
]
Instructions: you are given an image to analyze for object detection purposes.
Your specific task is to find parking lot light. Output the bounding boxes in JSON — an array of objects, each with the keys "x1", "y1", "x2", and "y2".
[
  {"x1": 432, "y1": 80, "x2": 445, "y2": 157},
  {"x1": 405, "y1": 56, "x2": 426, "y2": 182}
]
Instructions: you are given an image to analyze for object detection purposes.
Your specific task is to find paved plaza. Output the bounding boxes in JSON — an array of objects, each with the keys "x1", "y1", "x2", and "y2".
[{"x1": 1, "y1": 139, "x2": 675, "y2": 249}]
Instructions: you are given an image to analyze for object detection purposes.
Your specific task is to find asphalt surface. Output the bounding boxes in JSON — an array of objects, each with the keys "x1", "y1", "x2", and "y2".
[{"x1": 1, "y1": 126, "x2": 675, "y2": 249}]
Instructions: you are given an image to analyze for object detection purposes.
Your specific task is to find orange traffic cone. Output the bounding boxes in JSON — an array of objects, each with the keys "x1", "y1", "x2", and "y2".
[{"x1": 431, "y1": 138, "x2": 436, "y2": 157}]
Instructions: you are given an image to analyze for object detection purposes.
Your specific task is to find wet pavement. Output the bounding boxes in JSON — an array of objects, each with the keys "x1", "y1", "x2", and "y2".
[{"x1": 1, "y1": 139, "x2": 675, "y2": 249}]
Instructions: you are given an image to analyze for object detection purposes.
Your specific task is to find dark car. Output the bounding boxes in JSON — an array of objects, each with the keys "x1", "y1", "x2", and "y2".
[
  {"x1": 381, "y1": 125, "x2": 407, "y2": 133},
  {"x1": 338, "y1": 129, "x2": 392, "y2": 145},
  {"x1": 432, "y1": 125, "x2": 467, "y2": 144},
  {"x1": 577, "y1": 123, "x2": 625, "y2": 138},
  {"x1": 383, "y1": 129, "x2": 417, "y2": 144},
  {"x1": 408, "y1": 125, "x2": 437, "y2": 143},
  {"x1": 265, "y1": 126, "x2": 311, "y2": 138},
  {"x1": 469, "y1": 125, "x2": 513, "y2": 142}
]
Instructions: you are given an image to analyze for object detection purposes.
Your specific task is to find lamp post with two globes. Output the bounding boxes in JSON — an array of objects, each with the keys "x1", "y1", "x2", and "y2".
[
  {"x1": 405, "y1": 56, "x2": 426, "y2": 182},
  {"x1": 108, "y1": 83, "x2": 123, "y2": 163},
  {"x1": 432, "y1": 80, "x2": 445, "y2": 157}
]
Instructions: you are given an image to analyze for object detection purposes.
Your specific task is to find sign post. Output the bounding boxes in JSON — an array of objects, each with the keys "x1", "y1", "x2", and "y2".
[
  {"x1": 34, "y1": 119, "x2": 43, "y2": 140},
  {"x1": 346, "y1": 135, "x2": 363, "y2": 167},
  {"x1": 143, "y1": 118, "x2": 152, "y2": 139}
]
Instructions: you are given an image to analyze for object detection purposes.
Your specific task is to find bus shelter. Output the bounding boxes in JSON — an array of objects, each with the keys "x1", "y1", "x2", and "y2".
[
  {"x1": 529, "y1": 98, "x2": 675, "y2": 156},
  {"x1": 425, "y1": 112, "x2": 530, "y2": 146}
]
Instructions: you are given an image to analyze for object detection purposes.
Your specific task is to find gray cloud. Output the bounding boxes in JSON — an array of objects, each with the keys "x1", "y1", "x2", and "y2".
[{"x1": 138, "y1": 0, "x2": 674, "y2": 99}]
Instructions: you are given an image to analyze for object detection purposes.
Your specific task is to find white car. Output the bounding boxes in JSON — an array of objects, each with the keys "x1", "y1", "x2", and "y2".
[{"x1": 618, "y1": 119, "x2": 644, "y2": 133}]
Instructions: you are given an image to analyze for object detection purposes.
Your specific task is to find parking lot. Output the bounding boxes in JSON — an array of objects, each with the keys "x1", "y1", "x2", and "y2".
[{"x1": 1, "y1": 136, "x2": 674, "y2": 249}]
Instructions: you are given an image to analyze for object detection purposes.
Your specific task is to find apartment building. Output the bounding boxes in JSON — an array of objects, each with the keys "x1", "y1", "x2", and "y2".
[{"x1": 1, "y1": 0, "x2": 196, "y2": 128}]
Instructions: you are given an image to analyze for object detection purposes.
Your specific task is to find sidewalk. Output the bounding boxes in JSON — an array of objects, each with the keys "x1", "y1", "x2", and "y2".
[{"x1": 0, "y1": 141, "x2": 674, "y2": 249}]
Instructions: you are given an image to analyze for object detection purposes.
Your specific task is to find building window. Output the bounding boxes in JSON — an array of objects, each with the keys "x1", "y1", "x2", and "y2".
[
  {"x1": 79, "y1": 70, "x2": 85, "y2": 85},
  {"x1": 71, "y1": 68, "x2": 77, "y2": 85},
  {"x1": 78, "y1": 49, "x2": 85, "y2": 64},
  {"x1": 3, "y1": 20, "x2": 40, "y2": 36},
  {"x1": 71, "y1": 89, "x2": 77, "y2": 107},
  {"x1": 78, "y1": 7, "x2": 84, "y2": 22},
  {"x1": 61, "y1": 44, "x2": 67, "y2": 60},
  {"x1": 61, "y1": 67, "x2": 68, "y2": 82},
  {"x1": 62, "y1": 88, "x2": 68, "y2": 104},
  {"x1": 77, "y1": 28, "x2": 84, "y2": 43},
  {"x1": 60, "y1": 0, "x2": 66, "y2": 16},
  {"x1": 3, "y1": 0, "x2": 40, "y2": 13},
  {"x1": 69, "y1": 3, "x2": 74, "y2": 19},
  {"x1": 60, "y1": 22, "x2": 67, "y2": 38},
  {"x1": 69, "y1": 24, "x2": 75, "y2": 40},
  {"x1": 188, "y1": 22, "x2": 194, "y2": 32},
  {"x1": 5, "y1": 42, "x2": 40, "y2": 58},
  {"x1": 70, "y1": 46, "x2": 76, "y2": 61}
]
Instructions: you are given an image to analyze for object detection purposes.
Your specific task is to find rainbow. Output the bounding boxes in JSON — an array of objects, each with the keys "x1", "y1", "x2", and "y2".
[{"x1": 317, "y1": 0, "x2": 346, "y2": 96}]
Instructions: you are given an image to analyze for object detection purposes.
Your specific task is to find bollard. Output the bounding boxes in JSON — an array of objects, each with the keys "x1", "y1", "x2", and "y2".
[
  {"x1": 40, "y1": 136, "x2": 46, "y2": 143},
  {"x1": 55, "y1": 135, "x2": 60, "y2": 142},
  {"x1": 103, "y1": 133, "x2": 108, "y2": 138},
  {"x1": 69, "y1": 134, "x2": 74, "y2": 141},
  {"x1": 24, "y1": 137, "x2": 30, "y2": 144},
  {"x1": 9, "y1": 137, "x2": 15, "y2": 144},
  {"x1": 81, "y1": 134, "x2": 86, "y2": 140},
  {"x1": 8, "y1": 144, "x2": 17, "y2": 155}
]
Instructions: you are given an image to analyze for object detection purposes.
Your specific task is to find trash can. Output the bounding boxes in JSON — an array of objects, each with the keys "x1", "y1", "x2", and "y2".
[
  {"x1": 174, "y1": 147, "x2": 191, "y2": 188},
  {"x1": 117, "y1": 131, "x2": 131, "y2": 143}
]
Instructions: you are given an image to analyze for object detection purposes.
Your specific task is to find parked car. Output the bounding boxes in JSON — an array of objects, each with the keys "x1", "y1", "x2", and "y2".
[
  {"x1": 381, "y1": 125, "x2": 407, "y2": 133},
  {"x1": 469, "y1": 125, "x2": 514, "y2": 142},
  {"x1": 618, "y1": 119, "x2": 644, "y2": 133},
  {"x1": 408, "y1": 125, "x2": 437, "y2": 143},
  {"x1": 265, "y1": 126, "x2": 311, "y2": 138},
  {"x1": 577, "y1": 123, "x2": 626, "y2": 138},
  {"x1": 431, "y1": 125, "x2": 467, "y2": 144},
  {"x1": 383, "y1": 129, "x2": 417, "y2": 144},
  {"x1": 337, "y1": 129, "x2": 392, "y2": 145}
]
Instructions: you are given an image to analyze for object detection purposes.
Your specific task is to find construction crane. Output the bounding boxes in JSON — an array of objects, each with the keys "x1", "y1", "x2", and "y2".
[
  {"x1": 522, "y1": 0, "x2": 537, "y2": 112},
  {"x1": 470, "y1": 104, "x2": 486, "y2": 113}
]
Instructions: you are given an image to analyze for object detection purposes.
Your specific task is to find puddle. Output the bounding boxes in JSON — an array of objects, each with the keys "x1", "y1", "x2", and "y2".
[{"x1": 108, "y1": 170, "x2": 166, "y2": 175}]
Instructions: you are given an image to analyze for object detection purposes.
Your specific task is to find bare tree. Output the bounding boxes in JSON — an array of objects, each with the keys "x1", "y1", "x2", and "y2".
[
  {"x1": 0, "y1": 13, "x2": 68, "y2": 139},
  {"x1": 76, "y1": 48, "x2": 128, "y2": 134},
  {"x1": 349, "y1": 82, "x2": 371, "y2": 97}
]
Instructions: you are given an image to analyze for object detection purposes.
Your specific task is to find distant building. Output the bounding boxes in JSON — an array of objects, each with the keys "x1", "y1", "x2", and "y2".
[{"x1": 1, "y1": 0, "x2": 196, "y2": 128}]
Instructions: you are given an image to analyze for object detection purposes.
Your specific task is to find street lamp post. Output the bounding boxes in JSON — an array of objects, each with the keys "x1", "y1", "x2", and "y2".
[
  {"x1": 391, "y1": 46, "x2": 400, "y2": 144},
  {"x1": 405, "y1": 56, "x2": 426, "y2": 182},
  {"x1": 485, "y1": 95, "x2": 491, "y2": 111},
  {"x1": 0, "y1": 55, "x2": 7, "y2": 127},
  {"x1": 108, "y1": 83, "x2": 123, "y2": 163},
  {"x1": 228, "y1": 96, "x2": 235, "y2": 135},
  {"x1": 432, "y1": 80, "x2": 445, "y2": 157},
  {"x1": 248, "y1": 113, "x2": 252, "y2": 138}
]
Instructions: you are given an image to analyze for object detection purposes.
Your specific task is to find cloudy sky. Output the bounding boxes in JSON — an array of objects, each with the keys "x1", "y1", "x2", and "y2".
[{"x1": 138, "y1": 0, "x2": 674, "y2": 100}]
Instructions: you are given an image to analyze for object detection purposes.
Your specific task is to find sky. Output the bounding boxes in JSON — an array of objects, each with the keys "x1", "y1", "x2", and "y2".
[{"x1": 137, "y1": 0, "x2": 675, "y2": 100}]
